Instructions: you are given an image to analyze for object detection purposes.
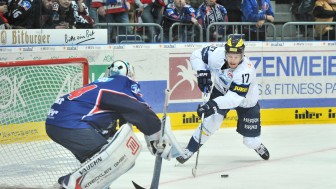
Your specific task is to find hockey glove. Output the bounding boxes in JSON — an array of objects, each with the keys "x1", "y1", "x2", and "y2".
[
  {"x1": 145, "y1": 131, "x2": 173, "y2": 160},
  {"x1": 197, "y1": 70, "x2": 212, "y2": 93},
  {"x1": 197, "y1": 100, "x2": 219, "y2": 118}
]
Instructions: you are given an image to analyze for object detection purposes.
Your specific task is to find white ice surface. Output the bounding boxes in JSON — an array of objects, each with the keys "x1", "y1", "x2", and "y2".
[
  {"x1": 1, "y1": 124, "x2": 335, "y2": 189},
  {"x1": 112, "y1": 124, "x2": 336, "y2": 189}
]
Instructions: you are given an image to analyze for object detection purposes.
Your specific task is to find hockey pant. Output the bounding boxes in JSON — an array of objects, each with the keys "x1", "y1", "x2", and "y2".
[{"x1": 191, "y1": 113, "x2": 262, "y2": 150}]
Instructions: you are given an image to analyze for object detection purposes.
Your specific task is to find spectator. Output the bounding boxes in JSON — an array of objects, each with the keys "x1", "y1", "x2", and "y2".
[
  {"x1": 313, "y1": 0, "x2": 336, "y2": 40},
  {"x1": 32, "y1": 0, "x2": 54, "y2": 28},
  {"x1": 290, "y1": 0, "x2": 305, "y2": 36},
  {"x1": 86, "y1": 0, "x2": 99, "y2": 23},
  {"x1": 0, "y1": 0, "x2": 11, "y2": 29},
  {"x1": 7, "y1": 0, "x2": 37, "y2": 28},
  {"x1": 135, "y1": 0, "x2": 166, "y2": 42},
  {"x1": 92, "y1": 0, "x2": 132, "y2": 42},
  {"x1": 51, "y1": 0, "x2": 76, "y2": 29},
  {"x1": 72, "y1": 0, "x2": 94, "y2": 28},
  {"x1": 161, "y1": 0, "x2": 199, "y2": 42},
  {"x1": 217, "y1": 0, "x2": 243, "y2": 34},
  {"x1": 187, "y1": 0, "x2": 202, "y2": 10},
  {"x1": 196, "y1": 0, "x2": 227, "y2": 42},
  {"x1": 298, "y1": 0, "x2": 315, "y2": 21},
  {"x1": 241, "y1": 0, "x2": 274, "y2": 41}
]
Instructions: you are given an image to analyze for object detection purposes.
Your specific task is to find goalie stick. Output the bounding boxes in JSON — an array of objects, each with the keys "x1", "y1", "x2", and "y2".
[{"x1": 132, "y1": 89, "x2": 171, "y2": 189}]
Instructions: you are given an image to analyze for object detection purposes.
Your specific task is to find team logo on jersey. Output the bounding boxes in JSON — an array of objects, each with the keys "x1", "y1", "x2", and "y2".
[
  {"x1": 20, "y1": 0, "x2": 32, "y2": 10},
  {"x1": 131, "y1": 84, "x2": 140, "y2": 95},
  {"x1": 169, "y1": 56, "x2": 202, "y2": 100}
]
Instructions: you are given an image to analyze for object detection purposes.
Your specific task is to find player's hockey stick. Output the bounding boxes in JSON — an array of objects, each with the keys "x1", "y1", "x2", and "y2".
[
  {"x1": 132, "y1": 89, "x2": 171, "y2": 189},
  {"x1": 192, "y1": 88, "x2": 208, "y2": 177}
]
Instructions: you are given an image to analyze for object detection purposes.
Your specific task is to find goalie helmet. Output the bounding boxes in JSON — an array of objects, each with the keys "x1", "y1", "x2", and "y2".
[
  {"x1": 106, "y1": 60, "x2": 135, "y2": 78},
  {"x1": 225, "y1": 34, "x2": 245, "y2": 55}
]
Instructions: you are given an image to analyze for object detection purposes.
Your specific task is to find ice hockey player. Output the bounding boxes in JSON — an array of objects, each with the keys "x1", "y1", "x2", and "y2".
[
  {"x1": 45, "y1": 60, "x2": 173, "y2": 189},
  {"x1": 176, "y1": 34, "x2": 270, "y2": 164}
]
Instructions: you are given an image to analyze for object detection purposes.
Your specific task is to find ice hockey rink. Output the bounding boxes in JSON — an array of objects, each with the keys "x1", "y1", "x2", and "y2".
[
  {"x1": 111, "y1": 124, "x2": 336, "y2": 189},
  {"x1": 1, "y1": 124, "x2": 335, "y2": 189}
]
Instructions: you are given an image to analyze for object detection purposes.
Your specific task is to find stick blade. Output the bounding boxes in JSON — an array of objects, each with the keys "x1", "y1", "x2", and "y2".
[
  {"x1": 192, "y1": 168, "x2": 197, "y2": 177},
  {"x1": 132, "y1": 181, "x2": 146, "y2": 189}
]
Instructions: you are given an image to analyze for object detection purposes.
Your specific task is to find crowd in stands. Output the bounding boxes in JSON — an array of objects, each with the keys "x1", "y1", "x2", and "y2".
[
  {"x1": 0, "y1": 0, "x2": 94, "y2": 29},
  {"x1": 0, "y1": 0, "x2": 335, "y2": 41}
]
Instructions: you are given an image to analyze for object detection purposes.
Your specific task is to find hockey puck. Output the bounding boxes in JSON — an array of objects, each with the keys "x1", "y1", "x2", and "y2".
[{"x1": 221, "y1": 174, "x2": 229, "y2": 178}]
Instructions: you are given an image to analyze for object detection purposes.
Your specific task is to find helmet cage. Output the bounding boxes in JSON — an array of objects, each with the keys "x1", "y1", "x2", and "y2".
[{"x1": 106, "y1": 60, "x2": 134, "y2": 78}]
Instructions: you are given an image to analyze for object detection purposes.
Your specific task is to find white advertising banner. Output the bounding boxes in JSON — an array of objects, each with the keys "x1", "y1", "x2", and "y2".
[
  {"x1": 0, "y1": 29, "x2": 107, "y2": 46},
  {"x1": 0, "y1": 41, "x2": 335, "y2": 112}
]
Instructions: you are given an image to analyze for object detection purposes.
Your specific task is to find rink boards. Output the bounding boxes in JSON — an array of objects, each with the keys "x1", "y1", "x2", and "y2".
[{"x1": 1, "y1": 42, "x2": 336, "y2": 142}]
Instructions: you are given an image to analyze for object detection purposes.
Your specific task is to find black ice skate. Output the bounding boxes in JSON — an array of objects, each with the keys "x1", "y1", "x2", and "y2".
[
  {"x1": 176, "y1": 148, "x2": 194, "y2": 164},
  {"x1": 255, "y1": 143, "x2": 270, "y2": 160}
]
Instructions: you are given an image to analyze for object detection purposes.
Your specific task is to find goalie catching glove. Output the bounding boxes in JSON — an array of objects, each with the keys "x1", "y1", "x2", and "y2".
[
  {"x1": 145, "y1": 131, "x2": 173, "y2": 160},
  {"x1": 197, "y1": 100, "x2": 219, "y2": 118}
]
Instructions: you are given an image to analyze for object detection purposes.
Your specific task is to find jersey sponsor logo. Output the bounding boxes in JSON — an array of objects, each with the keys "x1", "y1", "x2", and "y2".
[
  {"x1": 243, "y1": 118, "x2": 259, "y2": 123},
  {"x1": 244, "y1": 124, "x2": 258, "y2": 130},
  {"x1": 126, "y1": 136, "x2": 140, "y2": 155},
  {"x1": 197, "y1": 72, "x2": 209, "y2": 77},
  {"x1": 48, "y1": 109, "x2": 58, "y2": 117},
  {"x1": 232, "y1": 85, "x2": 248, "y2": 93},
  {"x1": 230, "y1": 83, "x2": 249, "y2": 97}
]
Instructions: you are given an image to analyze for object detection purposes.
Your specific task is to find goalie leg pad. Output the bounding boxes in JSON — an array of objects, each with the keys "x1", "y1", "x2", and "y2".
[
  {"x1": 192, "y1": 113, "x2": 224, "y2": 145},
  {"x1": 62, "y1": 123, "x2": 142, "y2": 189}
]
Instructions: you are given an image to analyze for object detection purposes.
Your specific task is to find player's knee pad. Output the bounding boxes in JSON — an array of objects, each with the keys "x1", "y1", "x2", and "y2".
[
  {"x1": 192, "y1": 113, "x2": 224, "y2": 145},
  {"x1": 62, "y1": 123, "x2": 142, "y2": 189},
  {"x1": 243, "y1": 136, "x2": 261, "y2": 149}
]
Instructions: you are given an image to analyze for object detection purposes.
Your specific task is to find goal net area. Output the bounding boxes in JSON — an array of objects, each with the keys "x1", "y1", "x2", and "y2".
[{"x1": 0, "y1": 58, "x2": 89, "y2": 188}]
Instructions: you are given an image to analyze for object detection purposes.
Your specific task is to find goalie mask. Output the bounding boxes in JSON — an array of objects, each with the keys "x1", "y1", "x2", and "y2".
[
  {"x1": 225, "y1": 34, "x2": 245, "y2": 62},
  {"x1": 106, "y1": 60, "x2": 135, "y2": 78}
]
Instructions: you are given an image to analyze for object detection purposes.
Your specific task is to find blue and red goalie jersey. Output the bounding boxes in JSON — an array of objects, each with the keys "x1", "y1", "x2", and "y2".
[{"x1": 46, "y1": 75, "x2": 147, "y2": 130}]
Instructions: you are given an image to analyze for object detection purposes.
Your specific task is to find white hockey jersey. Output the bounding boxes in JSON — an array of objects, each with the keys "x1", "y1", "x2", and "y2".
[{"x1": 190, "y1": 46, "x2": 259, "y2": 109}]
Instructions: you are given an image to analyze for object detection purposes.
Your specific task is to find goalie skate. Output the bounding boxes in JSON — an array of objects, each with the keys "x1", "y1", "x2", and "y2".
[{"x1": 255, "y1": 143, "x2": 270, "y2": 160}]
